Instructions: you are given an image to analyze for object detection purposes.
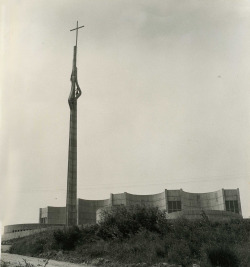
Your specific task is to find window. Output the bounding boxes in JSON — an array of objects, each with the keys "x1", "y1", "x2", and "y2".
[
  {"x1": 168, "y1": 201, "x2": 181, "y2": 213},
  {"x1": 40, "y1": 217, "x2": 47, "y2": 224},
  {"x1": 225, "y1": 200, "x2": 239, "y2": 214}
]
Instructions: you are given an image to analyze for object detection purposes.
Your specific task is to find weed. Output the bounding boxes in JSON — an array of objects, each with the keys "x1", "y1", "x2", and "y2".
[
  {"x1": 53, "y1": 226, "x2": 82, "y2": 250},
  {"x1": 207, "y1": 246, "x2": 239, "y2": 267},
  {"x1": 97, "y1": 205, "x2": 168, "y2": 240},
  {"x1": 1, "y1": 260, "x2": 9, "y2": 267},
  {"x1": 8, "y1": 206, "x2": 250, "y2": 266}
]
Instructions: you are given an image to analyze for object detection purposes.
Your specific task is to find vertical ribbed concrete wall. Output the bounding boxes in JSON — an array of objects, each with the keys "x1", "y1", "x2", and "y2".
[
  {"x1": 77, "y1": 198, "x2": 111, "y2": 225},
  {"x1": 181, "y1": 189, "x2": 225, "y2": 211},
  {"x1": 224, "y1": 188, "x2": 242, "y2": 215},
  {"x1": 114, "y1": 192, "x2": 167, "y2": 210},
  {"x1": 39, "y1": 207, "x2": 66, "y2": 224},
  {"x1": 66, "y1": 43, "x2": 81, "y2": 226},
  {"x1": 40, "y1": 207, "x2": 48, "y2": 224},
  {"x1": 66, "y1": 101, "x2": 78, "y2": 226},
  {"x1": 167, "y1": 190, "x2": 182, "y2": 203},
  {"x1": 39, "y1": 189, "x2": 242, "y2": 225},
  {"x1": 112, "y1": 193, "x2": 127, "y2": 206},
  {"x1": 78, "y1": 192, "x2": 167, "y2": 225}
]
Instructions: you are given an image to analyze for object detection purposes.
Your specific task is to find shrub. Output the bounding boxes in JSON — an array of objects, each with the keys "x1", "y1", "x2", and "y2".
[
  {"x1": 97, "y1": 205, "x2": 168, "y2": 240},
  {"x1": 79, "y1": 224, "x2": 101, "y2": 244},
  {"x1": 53, "y1": 226, "x2": 82, "y2": 250},
  {"x1": 8, "y1": 209, "x2": 250, "y2": 266},
  {"x1": 234, "y1": 240, "x2": 250, "y2": 267},
  {"x1": 207, "y1": 246, "x2": 240, "y2": 267},
  {"x1": 9, "y1": 234, "x2": 48, "y2": 256},
  {"x1": 107, "y1": 229, "x2": 167, "y2": 264},
  {"x1": 1, "y1": 261, "x2": 9, "y2": 267},
  {"x1": 167, "y1": 241, "x2": 192, "y2": 267}
]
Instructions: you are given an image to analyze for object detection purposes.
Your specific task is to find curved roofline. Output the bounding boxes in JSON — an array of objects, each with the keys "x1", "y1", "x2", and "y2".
[
  {"x1": 78, "y1": 188, "x2": 238, "y2": 200},
  {"x1": 181, "y1": 189, "x2": 224, "y2": 195},
  {"x1": 119, "y1": 189, "x2": 227, "y2": 196},
  {"x1": 78, "y1": 198, "x2": 109, "y2": 202},
  {"x1": 125, "y1": 191, "x2": 165, "y2": 197}
]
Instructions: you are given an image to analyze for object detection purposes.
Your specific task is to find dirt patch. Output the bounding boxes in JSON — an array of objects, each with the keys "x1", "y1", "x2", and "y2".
[
  {"x1": 1, "y1": 253, "x2": 94, "y2": 267},
  {"x1": 1, "y1": 245, "x2": 12, "y2": 253}
]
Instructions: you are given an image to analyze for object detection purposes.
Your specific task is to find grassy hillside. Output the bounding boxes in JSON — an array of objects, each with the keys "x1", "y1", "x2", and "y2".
[{"x1": 9, "y1": 206, "x2": 250, "y2": 267}]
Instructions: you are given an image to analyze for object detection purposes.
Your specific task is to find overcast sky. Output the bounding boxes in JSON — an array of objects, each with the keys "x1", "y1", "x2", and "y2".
[{"x1": 1, "y1": 0, "x2": 250, "y2": 230}]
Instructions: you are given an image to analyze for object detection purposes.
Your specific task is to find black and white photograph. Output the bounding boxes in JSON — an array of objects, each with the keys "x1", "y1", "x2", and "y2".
[{"x1": 1, "y1": 1, "x2": 250, "y2": 266}]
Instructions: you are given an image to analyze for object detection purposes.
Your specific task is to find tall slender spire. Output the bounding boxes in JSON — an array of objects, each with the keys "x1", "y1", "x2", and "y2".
[{"x1": 66, "y1": 21, "x2": 84, "y2": 226}]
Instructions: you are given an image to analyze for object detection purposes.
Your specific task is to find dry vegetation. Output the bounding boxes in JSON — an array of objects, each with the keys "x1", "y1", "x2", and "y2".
[{"x1": 9, "y1": 206, "x2": 250, "y2": 267}]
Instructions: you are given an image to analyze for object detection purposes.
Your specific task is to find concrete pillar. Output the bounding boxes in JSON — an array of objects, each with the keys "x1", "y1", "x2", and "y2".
[
  {"x1": 124, "y1": 192, "x2": 127, "y2": 206},
  {"x1": 77, "y1": 199, "x2": 79, "y2": 225},
  {"x1": 39, "y1": 208, "x2": 42, "y2": 223},
  {"x1": 180, "y1": 188, "x2": 184, "y2": 211},
  {"x1": 110, "y1": 193, "x2": 113, "y2": 206},
  {"x1": 237, "y1": 188, "x2": 242, "y2": 216},
  {"x1": 47, "y1": 207, "x2": 51, "y2": 224},
  {"x1": 66, "y1": 45, "x2": 81, "y2": 226},
  {"x1": 66, "y1": 101, "x2": 78, "y2": 226},
  {"x1": 221, "y1": 188, "x2": 226, "y2": 211},
  {"x1": 165, "y1": 189, "x2": 168, "y2": 212}
]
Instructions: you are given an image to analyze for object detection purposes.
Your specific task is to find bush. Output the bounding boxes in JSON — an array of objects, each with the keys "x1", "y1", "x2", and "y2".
[
  {"x1": 107, "y1": 229, "x2": 167, "y2": 264},
  {"x1": 97, "y1": 205, "x2": 168, "y2": 240},
  {"x1": 79, "y1": 224, "x2": 100, "y2": 244},
  {"x1": 53, "y1": 226, "x2": 82, "y2": 250},
  {"x1": 167, "y1": 241, "x2": 192, "y2": 267},
  {"x1": 234, "y1": 240, "x2": 250, "y2": 266},
  {"x1": 207, "y1": 246, "x2": 240, "y2": 267},
  {"x1": 8, "y1": 208, "x2": 250, "y2": 266},
  {"x1": 9, "y1": 234, "x2": 49, "y2": 256},
  {"x1": 1, "y1": 261, "x2": 9, "y2": 267}
]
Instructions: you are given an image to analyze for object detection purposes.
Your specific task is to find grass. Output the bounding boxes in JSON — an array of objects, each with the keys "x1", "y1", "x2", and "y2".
[
  {"x1": 0, "y1": 259, "x2": 49, "y2": 267},
  {"x1": 9, "y1": 206, "x2": 250, "y2": 266},
  {"x1": 1, "y1": 260, "x2": 9, "y2": 267}
]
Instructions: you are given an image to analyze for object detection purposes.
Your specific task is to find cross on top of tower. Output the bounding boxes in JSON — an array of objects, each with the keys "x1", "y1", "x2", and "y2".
[{"x1": 70, "y1": 21, "x2": 84, "y2": 47}]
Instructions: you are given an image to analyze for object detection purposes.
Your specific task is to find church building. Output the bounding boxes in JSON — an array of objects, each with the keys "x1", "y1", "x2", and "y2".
[{"x1": 39, "y1": 188, "x2": 242, "y2": 225}]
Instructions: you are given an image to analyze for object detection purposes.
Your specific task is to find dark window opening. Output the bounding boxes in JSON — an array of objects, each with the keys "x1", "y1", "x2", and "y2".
[
  {"x1": 40, "y1": 217, "x2": 47, "y2": 224},
  {"x1": 168, "y1": 201, "x2": 182, "y2": 213},
  {"x1": 225, "y1": 200, "x2": 239, "y2": 214}
]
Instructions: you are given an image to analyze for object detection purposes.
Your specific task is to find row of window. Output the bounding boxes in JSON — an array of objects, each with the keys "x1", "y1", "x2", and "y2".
[
  {"x1": 168, "y1": 200, "x2": 240, "y2": 214},
  {"x1": 39, "y1": 200, "x2": 239, "y2": 219},
  {"x1": 225, "y1": 200, "x2": 239, "y2": 214},
  {"x1": 168, "y1": 201, "x2": 182, "y2": 213},
  {"x1": 13, "y1": 229, "x2": 32, "y2": 233},
  {"x1": 40, "y1": 217, "x2": 47, "y2": 224}
]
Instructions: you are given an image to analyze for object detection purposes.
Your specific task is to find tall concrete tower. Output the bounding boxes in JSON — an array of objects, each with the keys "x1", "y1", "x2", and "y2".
[{"x1": 66, "y1": 22, "x2": 84, "y2": 226}]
